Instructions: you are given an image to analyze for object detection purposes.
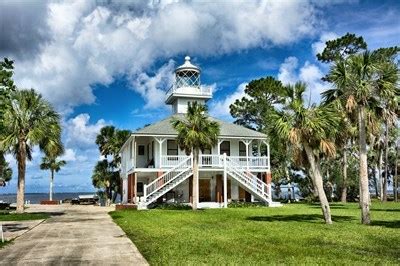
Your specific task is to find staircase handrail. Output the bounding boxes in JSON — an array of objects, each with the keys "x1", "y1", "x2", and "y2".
[
  {"x1": 145, "y1": 155, "x2": 192, "y2": 199},
  {"x1": 226, "y1": 157, "x2": 269, "y2": 199}
]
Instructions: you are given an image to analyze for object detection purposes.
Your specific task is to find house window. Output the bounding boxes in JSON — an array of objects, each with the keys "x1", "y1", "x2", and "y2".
[
  {"x1": 138, "y1": 145, "x2": 145, "y2": 156},
  {"x1": 220, "y1": 141, "x2": 230, "y2": 156},
  {"x1": 239, "y1": 142, "x2": 247, "y2": 157},
  {"x1": 167, "y1": 140, "x2": 178, "y2": 155}
]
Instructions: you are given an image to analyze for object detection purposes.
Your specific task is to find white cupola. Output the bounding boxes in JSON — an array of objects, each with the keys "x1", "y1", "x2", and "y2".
[{"x1": 165, "y1": 56, "x2": 212, "y2": 114}]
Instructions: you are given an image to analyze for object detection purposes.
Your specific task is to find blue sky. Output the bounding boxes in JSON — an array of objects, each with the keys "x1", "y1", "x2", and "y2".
[{"x1": 0, "y1": 0, "x2": 399, "y2": 193}]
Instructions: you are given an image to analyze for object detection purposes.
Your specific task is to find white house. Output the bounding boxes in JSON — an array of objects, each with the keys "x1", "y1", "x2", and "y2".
[{"x1": 120, "y1": 56, "x2": 276, "y2": 209}]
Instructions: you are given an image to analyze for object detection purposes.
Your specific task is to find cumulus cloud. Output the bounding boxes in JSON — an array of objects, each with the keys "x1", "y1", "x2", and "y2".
[
  {"x1": 278, "y1": 57, "x2": 299, "y2": 85},
  {"x1": 60, "y1": 148, "x2": 77, "y2": 162},
  {"x1": 131, "y1": 60, "x2": 175, "y2": 109},
  {"x1": 0, "y1": 0, "x2": 326, "y2": 112},
  {"x1": 278, "y1": 57, "x2": 328, "y2": 104},
  {"x1": 209, "y1": 83, "x2": 246, "y2": 119},
  {"x1": 64, "y1": 113, "x2": 107, "y2": 149}
]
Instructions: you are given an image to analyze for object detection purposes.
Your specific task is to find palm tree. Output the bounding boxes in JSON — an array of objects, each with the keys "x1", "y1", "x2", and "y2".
[
  {"x1": 272, "y1": 82, "x2": 340, "y2": 224},
  {"x1": 40, "y1": 156, "x2": 66, "y2": 201},
  {"x1": 0, "y1": 89, "x2": 61, "y2": 213},
  {"x1": 171, "y1": 102, "x2": 220, "y2": 210},
  {"x1": 96, "y1": 126, "x2": 117, "y2": 158},
  {"x1": 92, "y1": 159, "x2": 119, "y2": 205},
  {"x1": 324, "y1": 49, "x2": 399, "y2": 224},
  {"x1": 0, "y1": 154, "x2": 12, "y2": 187},
  {"x1": 94, "y1": 126, "x2": 130, "y2": 202}
]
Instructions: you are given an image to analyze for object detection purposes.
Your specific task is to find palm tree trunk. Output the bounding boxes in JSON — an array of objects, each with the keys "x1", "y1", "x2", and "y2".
[
  {"x1": 0, "y1": 151, "x2": 4, "y2": 179},
  {"x1": 378, "y1": 147, "x2": 383, "y2": 199},
  {"x1": 341, "y1": 149, "x2": 348, "y2": 203},
  {"x1": 49, "y1": 170, "x2": 54, "y2": 201},
  {"x1": 303, "y1": 142, "x2": 332, "y2": 224},
  {"x1": 372, "y1": 164, "x2": 378, "y2": 198},
  {"x1": 395, "y1": 147, "x2": 398, "y2": 202},
  {"x1": 192, "y1": 149, "x2": 199, "y2": 210},
  {"x1": 358, "y1": 106, "x2": 370, "y2": 224},
  {"x1": 16, "y1": 138, "x2": 27, "y2": 213},
  {"x1": 383, "y1": 121, "x2": 389, "y2": 202}
]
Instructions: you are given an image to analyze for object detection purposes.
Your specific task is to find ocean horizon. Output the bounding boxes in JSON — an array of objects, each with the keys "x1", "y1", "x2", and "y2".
[{"x1": 0, "y1": 192, "x2": 99, "y2": 204}]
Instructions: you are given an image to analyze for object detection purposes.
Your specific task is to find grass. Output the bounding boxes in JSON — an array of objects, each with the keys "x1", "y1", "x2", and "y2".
[
  {"x1": 110, "y1": 202, "x2": 400, "y2": 265},
  {"x1": 0, "y1": 240, "x2": 10, "y2": 249},
  {"x1": 0, "y1": 212, "x2": 50, "y2": 221}
]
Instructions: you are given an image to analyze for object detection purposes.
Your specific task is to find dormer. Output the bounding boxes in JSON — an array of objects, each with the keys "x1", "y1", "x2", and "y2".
[{"x1": 165, "y1": 56, "x2": 212, "y2": 114}]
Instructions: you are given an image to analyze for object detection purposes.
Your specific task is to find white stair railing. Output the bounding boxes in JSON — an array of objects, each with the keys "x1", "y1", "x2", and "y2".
[
  {"x1": 143, "y1": 155, "x2": 193, "y2": 205},
  {"x1": 225, "y1": 157, "x2": 271, "y2": 203}
]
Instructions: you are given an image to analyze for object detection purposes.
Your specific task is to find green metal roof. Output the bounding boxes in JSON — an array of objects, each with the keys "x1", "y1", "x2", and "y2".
[{"x1": 133, "y1": 114, "x2": 267, "y2": 139}]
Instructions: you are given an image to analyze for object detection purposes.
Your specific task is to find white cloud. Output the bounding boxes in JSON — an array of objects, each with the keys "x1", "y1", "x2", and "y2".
[
  {"x1": 131, "y1": 60, "x2": 175, "y2": 109},
  {"x1": 64, "y1": 113, "x2": 106, "y2": 149},
  {"x1": 278, "y1": 57, "x2": 327, "y2": 104},
  {"x1": 8, "y1": 0, "x2": 324, "y2": 112},
  {"x1": 60, "y1": 148, "x2": 77, "y2": 162},
  {"x1": 278, "y1": 57, "x2": 299, "y2": 85},
  {"x1": 311, "y1": 32, "x2": 339, "y2": 56},
  {"x1": 209, "y1": 83, "x2": 246, "y2": 119}
]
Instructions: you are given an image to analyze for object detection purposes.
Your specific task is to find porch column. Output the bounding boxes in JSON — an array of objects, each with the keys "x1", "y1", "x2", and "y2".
[
  {"x1": 133, "y1": 137, "x2": 137, "y2": 169},
  {"x1": 257, "y1": 140, "x2": 261, "y2": 156},
  {"x1": 240, "y1": 139, "x2": 252, "y2": 170},
  {"x1": 262, "y1": 140, "x2": 271, "y2": 171},
  {"x1": 265, "y1": 172, "x2": 272, "y2": 202},
  {"x1": 217, "y1": 139, "x2": 224, "y2": 166},
  {"x1": 217, "y1": 139, "x2": 224, "y2": 155},
  {"x1": 133, "y1": 172, "x2": 137, "y2": 203},
  {"x1": 155, "y1": 137, "x2": 166, "y2": 168},
  {"x1": 223, "y1": 153, "x2": 228, "y2": 208}
]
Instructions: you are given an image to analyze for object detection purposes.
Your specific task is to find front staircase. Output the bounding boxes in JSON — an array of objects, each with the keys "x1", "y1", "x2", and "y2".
[
  {"x1": 225, "y1": 157, "x2": 274, "y2": 206},
  {"x1": 137, "y1": 154, "x2": 281, "y2": 209},
  {"x1": 138, "y1": 156, "x2": 193, "y2": 209}
]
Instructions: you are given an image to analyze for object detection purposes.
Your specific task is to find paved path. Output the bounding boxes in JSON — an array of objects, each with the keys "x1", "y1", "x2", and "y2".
[
  {"x1": 2, "y1": 219, "x2": 44, "y2": 241},
  {"x1": 0, "y1": 205, "x2": 148, "y2": 265}
]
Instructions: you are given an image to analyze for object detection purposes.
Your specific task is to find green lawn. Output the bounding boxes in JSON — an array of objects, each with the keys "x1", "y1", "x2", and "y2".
[
  {"x1": 0, "y1": 212, "x2": 50, "y2": 221},
  {"x1": 110, "y1": 202, "x2": 400, "y2": 265}
]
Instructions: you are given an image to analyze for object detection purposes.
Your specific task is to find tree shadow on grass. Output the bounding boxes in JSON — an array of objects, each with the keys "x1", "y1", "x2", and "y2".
[
  {"x1": 371, "y1": 209, "x2": 400, "y2": 213},
  {"x1": 308, "y1": 205, "x2": 353, "y2": 210},
  {"x1": 246, "y1": 214, "x2": 354, "y2": 223},
  {"x1": 370, "y1": 220, "x2": 400, "y2": 229}
]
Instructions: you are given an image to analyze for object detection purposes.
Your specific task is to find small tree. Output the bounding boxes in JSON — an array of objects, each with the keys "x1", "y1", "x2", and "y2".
[
  {"x1": 40, "y1": 156, "x2": 66, "y2": 201},
  {"x1": 171, "y1": 102, "x2": 220, "y2": 210}
]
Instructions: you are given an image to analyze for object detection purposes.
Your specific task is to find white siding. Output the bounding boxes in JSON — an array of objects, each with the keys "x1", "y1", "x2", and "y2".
[{"x1": 174, "y1": 98, "x2": 206, "y2": 114}]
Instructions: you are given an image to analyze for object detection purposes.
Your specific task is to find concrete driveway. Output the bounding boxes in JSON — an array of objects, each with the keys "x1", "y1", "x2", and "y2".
[{"x1": 0, "y1": 205, "x2": 148, "y2": 265}]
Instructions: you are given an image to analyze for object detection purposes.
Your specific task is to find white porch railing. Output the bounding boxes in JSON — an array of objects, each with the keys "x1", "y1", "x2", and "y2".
[
  {"x1": 160, "y1": 156, "x2": 190, "y2": 168},
  {"x1": 228, "y1": 156, "x2": 269, "y2": 169},
  {"x1": 166, "y1": 85, "x2": 212, "y2": 100},
  {"x1": 199, "y1": 155, "x2": 223, "y2": 167},
  {"x1": 159, "y1": 155, "x2": 269, "y2": 170},
  {"x1": 199, "y1": 155, "x2": 269, "y2": 170}
]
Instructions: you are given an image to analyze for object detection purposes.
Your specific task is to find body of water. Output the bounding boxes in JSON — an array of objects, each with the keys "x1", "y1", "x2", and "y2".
[{"x1": 0, "y1": 192, "x2": 96, "y2": 204}]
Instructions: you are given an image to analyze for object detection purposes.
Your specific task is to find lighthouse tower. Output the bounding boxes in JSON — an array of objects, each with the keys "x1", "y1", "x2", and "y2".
[{"x1": 165, "y1": 56, "x2": 212, "y2": 114}]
